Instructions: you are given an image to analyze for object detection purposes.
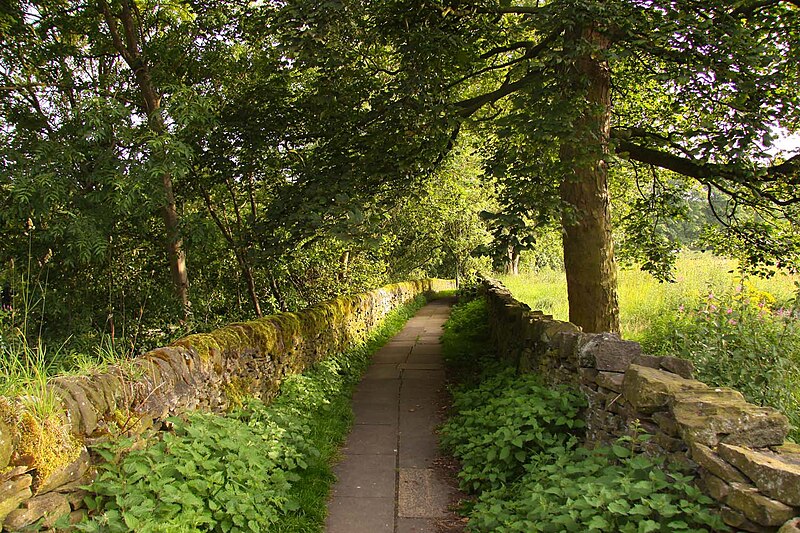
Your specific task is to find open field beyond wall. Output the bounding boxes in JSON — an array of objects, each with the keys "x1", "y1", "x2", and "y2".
[{"x1": 498, "y1": 251, "x2": 800, "y2": 341}]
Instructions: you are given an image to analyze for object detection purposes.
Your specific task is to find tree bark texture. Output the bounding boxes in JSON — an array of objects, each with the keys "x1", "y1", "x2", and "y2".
[{"x1": 559, "y1": 22, "x2": 620, "y2": 334}]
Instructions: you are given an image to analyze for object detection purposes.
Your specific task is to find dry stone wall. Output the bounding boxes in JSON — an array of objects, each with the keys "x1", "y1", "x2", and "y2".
[
  {"x1": 0, "y1": 278, "x2": 454, "y2": 531},
  {"x1": 481, "y1": 277, "x2": 800, "y2": 533}
]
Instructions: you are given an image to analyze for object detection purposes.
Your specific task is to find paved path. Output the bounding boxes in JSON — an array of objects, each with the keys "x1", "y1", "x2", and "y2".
[{"x1": 325, "y1": 298, "x2": 456, "y2": 533}]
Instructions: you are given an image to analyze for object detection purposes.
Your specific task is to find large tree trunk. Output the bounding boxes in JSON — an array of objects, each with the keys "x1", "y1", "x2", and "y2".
[{"x1": 559, "y1": 22, "x2": 620, "y2": 334}]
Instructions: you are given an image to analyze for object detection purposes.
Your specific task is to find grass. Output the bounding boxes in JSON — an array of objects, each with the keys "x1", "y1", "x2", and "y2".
[{"x1": 498, "y1": 250, "x2": 800, "y2": 340}]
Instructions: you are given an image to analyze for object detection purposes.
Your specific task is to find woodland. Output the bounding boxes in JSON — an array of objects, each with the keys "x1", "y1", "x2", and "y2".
[{"x1": 1, "y1": 0, "x2": 799, "y2": 360}]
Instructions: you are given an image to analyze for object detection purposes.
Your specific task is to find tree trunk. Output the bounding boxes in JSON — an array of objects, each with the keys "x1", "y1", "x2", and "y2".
[
  {"x1": 505, "y1": 244, "x2": 520, "y2": 276},
  {"x1": 199, "y1": 186, "x2": 262, "y2": 317},
  {"x1": 512, "y1": 248, "x2": 520, "y2": 276},
  {"x1": 558, "y1": 22, "x2": 620, "y2": 334},
  {"x1": 339, "y1": 250, "x2": 350, "y2": 281},
  {"x1": 100, "y1": 0, "x2": 190, "y2": 320}
]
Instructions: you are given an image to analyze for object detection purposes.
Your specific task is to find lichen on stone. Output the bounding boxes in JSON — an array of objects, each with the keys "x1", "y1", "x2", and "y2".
[{"x1": 222, "y1": 377, "x2": 254, "y2": 410}]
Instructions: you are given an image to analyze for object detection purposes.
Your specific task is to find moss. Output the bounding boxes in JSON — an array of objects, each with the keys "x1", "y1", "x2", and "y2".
[
  {"x1": 15, "y1": 409, "x2": 81, "y2": 492},
  {"x1": 223, "y1": 377, "x2": 254, "y2": 410}
]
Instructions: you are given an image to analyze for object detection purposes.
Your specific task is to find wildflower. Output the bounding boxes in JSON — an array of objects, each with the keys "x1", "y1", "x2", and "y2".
[
  {"x1": 726, "y1": 308, "x2": 733, "y2": 314},
  {"x1": 678, "y1": 304, "x2": 685, "y2": 313},
  {"x1": 709, "y1": 304, "x2": 718, "y2": 312},
  {"x1": 728, "y1": 318, "x2": 737, "y2": 325},
  {"x1": 707, "y1": 291, "x2": 715, "y2": 301}
]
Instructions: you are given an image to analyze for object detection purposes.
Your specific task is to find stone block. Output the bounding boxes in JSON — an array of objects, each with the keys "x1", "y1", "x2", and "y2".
[
  {"x1": 578, "y1": 333, "x2": 641, "y2": 371},
  {"x1": 690, "y1": 442, "x2": 749, "y2": 483},
  {"x1": 578, "y1": 367, "x2": 599, "y2": 383},
  {"x1": 727, "y1": 482, "x2": 797, "y2": 527},
  {"x1": 50, "y1": 378, "x2": 98, "y2": 435},
  {"x1": 699, "y1": 468, "x2": 731, "y2": 502},
  {"x1": 49, "y1": 387, "x2": 82, "y2": 435},
  {"x1": 653, "y1": 432, "x2": 686, "y2": 453},
  {"x1": 0, "y1": 418, "x2": 12, "y2": 470},
  {"x1": 0, "y1": 474, "x2": 32, "y2": 524},
  {"x1": 65, "y1": 488, "x2": 88, "y2": 510},
  {"x1": 673, "y1": 393, "x2": 789, "y2": 448},
  {"x1": 773, "y1": 442, "x2": 800, "y2": 456},
  {"x1": 722, "y1": 506, "x2": 779, "y2": 533},
  {"x1": 596, "y1": 371, "x2": 625, "y2": 393},
  {"x1": 632, "y1": 354, "x2": 662, "y2": 369},
  {"x1": 622, "y1": 365, "x2": 708, "y2": 414},
  {"x1": 779, "y1": 518, "x2": 800, "y2": 532},
  {"x1": 3, "y1": 491, "x2": 71, "y2": 530},
  {"x1": 652, "y1": 412, "x2": 680, "y2": 437},
  {"x1": 659, "y1": 356, "x2": 694, "y2": 379},
  {"x1": 719, "y1": 443, "x2": 800, "y2": 507},
  {"x1": 69, "y1": 508, "x2": 88, "y2": 525}
]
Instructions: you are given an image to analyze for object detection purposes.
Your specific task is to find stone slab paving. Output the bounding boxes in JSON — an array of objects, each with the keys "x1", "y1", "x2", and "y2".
[{"x1": 325, "y1": 298, "x2": 456, "y2": 533}]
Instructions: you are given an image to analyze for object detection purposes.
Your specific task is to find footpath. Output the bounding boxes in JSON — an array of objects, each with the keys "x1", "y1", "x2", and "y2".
[{"x1": 325, "y1": 298, "x2": 458, "y2": 533}]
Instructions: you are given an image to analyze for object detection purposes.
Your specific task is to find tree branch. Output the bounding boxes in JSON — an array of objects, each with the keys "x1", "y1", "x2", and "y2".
[
  {"x1": 455, "y1": 69, "x2": 540, "y2": 117},
  {"x1": 613, "y1": 134, "x2": 800, "y2": 206}
]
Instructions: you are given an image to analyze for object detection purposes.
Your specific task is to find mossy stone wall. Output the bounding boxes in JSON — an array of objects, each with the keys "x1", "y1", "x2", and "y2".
[
  {"x1": 0, "y1": 278, "x2": 454, "y2": 531},
  {"x1": 481, "y1": 277, "x2": 800, "y2": 533}
]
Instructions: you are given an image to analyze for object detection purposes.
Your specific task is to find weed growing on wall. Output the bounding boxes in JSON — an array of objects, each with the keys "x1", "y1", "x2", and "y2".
[
  {"x1": 77, "y1": 294, "x2": 430, "y2": 532},
  {"x1": 441, "y1": 295, "x2": 727, "y2": 532}
]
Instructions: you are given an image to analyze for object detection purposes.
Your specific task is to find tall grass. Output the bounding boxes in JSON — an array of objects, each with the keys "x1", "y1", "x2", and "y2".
[{"x1": 498, "y1": 251, "x2": 800, "y2": 340}]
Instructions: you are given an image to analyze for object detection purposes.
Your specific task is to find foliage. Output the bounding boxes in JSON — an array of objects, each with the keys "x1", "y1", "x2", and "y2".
[
  {"x1": 441, "y1": 297, "x2": 491, "y2": 366},
  {"x1": 440, "y1": 369, "x2": 586, "y2": 493},
  {"x1": 79, "y1": 405, "x2": 310, "y2": 532},
  {"x1": 641, "y1": 285, "x2": 800, "y2": 441},
  {"x1": 440, "y1": 306, "x2": 726, "y2": 532},
  {"x1": 76, "y1": 293, "x2": 428, "y2": 532},
  {"x1": 466, "y1": 437, "x2": 727, "y2": 533},
  {"x1": 440, "y1": 365, "x2": 725, "y2": 533}
]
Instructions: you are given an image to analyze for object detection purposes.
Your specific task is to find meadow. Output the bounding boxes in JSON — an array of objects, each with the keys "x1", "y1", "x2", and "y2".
[{"x1": 498, "y1": 251, "x2": 799, "y2": 341}]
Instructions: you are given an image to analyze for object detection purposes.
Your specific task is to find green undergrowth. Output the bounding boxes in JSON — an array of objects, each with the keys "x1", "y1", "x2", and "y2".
[
  {"x1": 75, "y1": 294, "x2": 430, "y2": 533},
  {"x1": 440, "y1": 297, "x2": 498, "y2": 383},
  {"x1": 440, "y1": 296, "x2": 727, "y2": 533}
]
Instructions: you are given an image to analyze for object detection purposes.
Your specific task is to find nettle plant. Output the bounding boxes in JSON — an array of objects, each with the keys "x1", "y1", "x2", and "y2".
[
  {"x1": 441, "y1": 365, "x2": 727, "y2": 532},
  {"x1": 440, "y1": 368, "x2": 587, "y2": 493},
  {"x1": 466, "y1": 432, "x2": 727, "y2": 533},
  {"x1": 78, "y1": 399, "x2": 314, "y2": 533}
]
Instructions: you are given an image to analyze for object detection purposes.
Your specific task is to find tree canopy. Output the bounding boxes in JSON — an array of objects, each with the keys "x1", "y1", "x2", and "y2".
[{"x1": 0, "y1": 0, "x2": 798, "y2": 347}]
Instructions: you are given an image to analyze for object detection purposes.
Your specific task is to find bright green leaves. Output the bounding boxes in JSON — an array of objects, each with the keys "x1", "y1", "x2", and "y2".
[
  {"x1": 78, "y1": 402, "x2": 311, "y2": 532},
  {"x1": 440, "y1": 367, "x2": 587, "y2": 494}
]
